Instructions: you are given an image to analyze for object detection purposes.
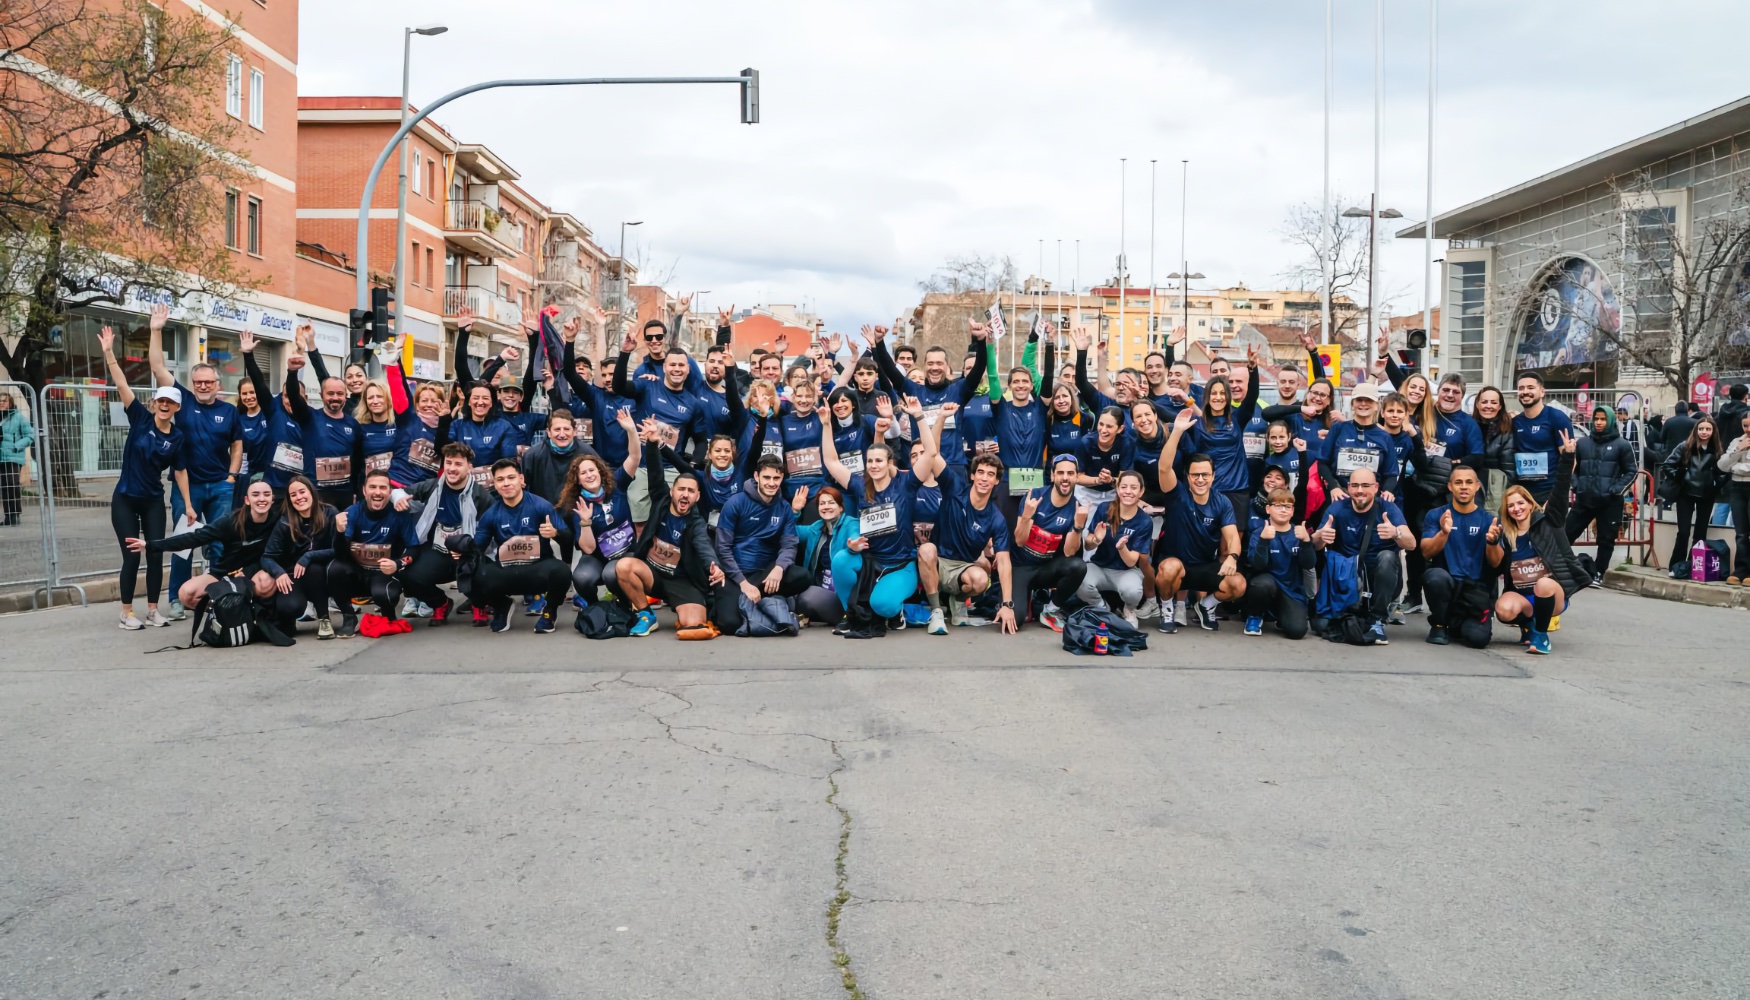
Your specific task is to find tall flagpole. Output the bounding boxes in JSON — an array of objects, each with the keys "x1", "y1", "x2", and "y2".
[
  {"x1": 1149, "y1": 159, "x2": 1158, "y2": 354},
  {"x1": 1321, "y1": 0, "x2": 1333, "y2": 345},
  {"x1": 1423, "y1": 0, "x2": 1438, "y2": 355},
  {"x1": 1118, "y1": 158, "x2": 1127, "y2": 380}
]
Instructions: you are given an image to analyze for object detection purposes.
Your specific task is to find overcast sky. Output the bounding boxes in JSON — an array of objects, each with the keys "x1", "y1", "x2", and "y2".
[{"x1": 298, "y1": 0, "x2": 1749, "y2": 330}]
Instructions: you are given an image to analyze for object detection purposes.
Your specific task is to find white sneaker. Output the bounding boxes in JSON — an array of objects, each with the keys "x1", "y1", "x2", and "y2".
[
  {"x1": 118, "y1": 611, "x2": 143, "y2": 630},
  {"x1": 400, "y1": 597, "x2": 420, "y2": 619},
  {"x1": 1121, "y1": 609, "x2": 1139, "y2": 629},
  {"x1": 143, "y1": 610, "x2": 174, "y2": 628},
  {"x1": 1135, "y1": 598, "x2": 1162, "y2": 620},
  {"x1": 926, "y1": 608, "x2": 948, "y2": 635}
]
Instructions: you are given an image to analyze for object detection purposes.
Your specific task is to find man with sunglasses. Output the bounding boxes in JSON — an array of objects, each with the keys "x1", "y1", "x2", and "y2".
[
  {"x1": 146, "y1": 304, "x2": 243, "y2": 619},
  {"x1": 614, "y1": 322, "x2": 708, "y2": 524}
]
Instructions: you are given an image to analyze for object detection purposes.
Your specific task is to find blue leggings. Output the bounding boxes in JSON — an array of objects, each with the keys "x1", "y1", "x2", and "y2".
[{"x1": 830, "y1": 549, "x2": 918, "y2": 619}]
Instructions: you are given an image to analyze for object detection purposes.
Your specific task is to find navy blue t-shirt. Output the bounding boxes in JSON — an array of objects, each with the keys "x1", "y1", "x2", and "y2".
[
  {"x1": 473, "y1": 492, "x2": 564, "y2": 564},
  {"x1": 580, "y1": 470, "x2": 638, "y2": 560},
  {"x1": 992, "y1": 396, "x2": 1048, "y2": 472},
  {"x1": 1322, "y1": 498, "x2": 1406, "y2": 558},
  {"x1": 1250, "y1": 526, "x2": 1309, "y2": 603},
  {"x1": 1076, "y1": 431, "x2": 1133, "y2": 492},
  {"x1": 115, "y1": 399, "x2": 185, "y2": 499},
  {"x1": 1423, "y1": 503, "x2": 1494, "y2": 580},
  {"x1": 932, "y1": 466, "x2": 1010, "y2": 563},
  {"x1": 647, "y1": 510, "x2": 692, "y2": 576},
  {"x1": 1323, "y1": 421, "x2": 1400, "y2": 488},
  {"x1": 359, "y1": 417, "x2": 397, "y2": 479},
  {"x1": 1013, "y1": 487, "x2": 1079, "y2": 565},
  {"x1": 299, "y1": 407, "x2": 361, "y2": 490},
  {"x1": 1511, "y1": 405, "x2": 1574, "y2": 483},
  {"x1": 1086, "y1": 501, "x2": 1153, "y2": 570},
  {"x1": 173, "y1": 383, "x2": 240, "y2": 485},
  {"x1": 237, "y1": 407, "x2": 272, "y2": 482},
  {"x1": 848, "y1": 470, "x2": 925, "y2": 566},
  {"x1": 341, "y1": 501, "x2": 417, "y2": 566},
  {"x1": 1156, "y1": 480, "x2": 1236, "y2": 564}
]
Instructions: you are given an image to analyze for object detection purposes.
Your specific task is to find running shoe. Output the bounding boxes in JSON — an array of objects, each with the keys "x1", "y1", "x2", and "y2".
[
  {"x1": 316, "y1": 617, "x2": 336, "y2": 640},
  {"x1": 118, "y1": 611, "x2": 144, "y2": 630},
  {"x1": 571, "y1": 594, "x2": 590, "y2": 612},
  {"x1": 400, "y1": 597, "x2": 420, "y2": 619},
  {"x1": 1527, "y1": 629, "x2": 1551, "y2": 655},
  {"x1": 1244, "y1": 616, "x2": 1263, "y2": 636},
  {"x1": 427, "y1": 598, "x2": 453, "y2": 627},
  {"x1": 1387, "y1": 604, "x2": 1407, "y2": 626},
  {"x1": 533, "y1": 612, "x2": 557, "y2": 634},
  {"x1": 953, "y1": 613, "x2": 992, "y2": 627},
  {"x1": 1193, "y1": 602, "x2": 1219, "y2": 631},
  {"x1": 1367, "y1": 621, "x2": 1390, "y2": 645},
  {"x1": 1157, "y1": 614, "x2": 1179, "y2": 635},
  {"x1": 1548, "y1": 613, "x2": 1561, "y2": 632},
  {"x1": 1134, "y1": 598, "x2": 1162, "y2": 620},
  {"x1": 886, "y1": 613, "x2": 907, "y2": 632},
  {"x1": 524, "y1": 596, "x2": 546, "y2": 617},
  {"x1": 165, "y1": 600, "x2": 187, "y2": 621},
  {"x1": 1588, "y1": 574, "x2": 1603, "y2": 589},
  {"x1": 926, "y1": 608, "x2": 948, "y2": 635},
  {"x1": 337, "y1": 613, "x2": 358, "y2": 638},
  {"x1": 143, "y1": 610, "x2": 174, "y2": 628},
  {"x1": 1039, "y1": 605, "x2": 1066, "y2": 633},
  {"x1": 1425, "y1": 625, "x2": 1450, "y2": 645},
  {"x1": 630, "y1": 608, "x2": 659, "y2": 637},
  {"x1": 490, "y1": 606, "x2": 512, "y2": 633},
  {"x1": 1120, "y1": 609, "x2": 1139, "y2": 630},
  {"x1": 1400, "y1": 600, "x2": 1426, "y2": 615},
  {"x1": 471, "y1": 605, "x2": 491, "y2": 627}
]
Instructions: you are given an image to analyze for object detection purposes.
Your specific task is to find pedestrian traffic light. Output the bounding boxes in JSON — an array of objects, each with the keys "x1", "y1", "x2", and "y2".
[
  {"x1": 349, "y1": 308, "x2": 372, "y2": 355},
  {"x1": 740, "y1": 68, "x2": 759, "y2": 125},
  {"x1": 371, "y1": 287, "x2": 392, "y2": 344},
  {"x1": 1400, "y1": 327, "x2": 1426, "y2": 373}
]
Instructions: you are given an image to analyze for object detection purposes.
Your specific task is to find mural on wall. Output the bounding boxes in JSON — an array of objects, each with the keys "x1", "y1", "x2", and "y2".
[{"x1": 1516, "y1": 257, "x2": 1622, "y2": 371}]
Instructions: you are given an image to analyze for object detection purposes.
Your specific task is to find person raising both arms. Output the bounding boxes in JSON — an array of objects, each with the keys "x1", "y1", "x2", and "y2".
[
  {"x1": 1152, "y1": 406, "x2": 1248, "y2": 633},
  {"x1": 612, "y1": 428, "x2": 724, "y2": 640},
  {"x1": 1010, "y1": 454, "x2": 1091, "y2": 632},
  {"x1": 613, "y1": 324, "x2": 708, "y2": 525},
  {"x1": 821, "y1": 395, "x2": 948, "y2": 638},
  {"x1": 1489, "y1": 432, "x2": 1588, "y2": 654},
  {"x1": 1419, "y1": 463, "x2": 1503, "y2": 649},
  {"x1": 1184, "y1": 346, "x2": 1264, "y2": 520},
  {"x1": 246, "y1": 326, "x2": 314, "y2": 499},
  {"x1": 229, "y1": 332, "x2": 272, "y2": 508},
  {"x1": 101, "y1": 324, "x2": 192, "y2": 630},
  {"x1": 286, "y1": 332, "x2": 365, "y2": 510},
  {"x1": 869, "y1": 319, "x2": 989, "y2": 473}
]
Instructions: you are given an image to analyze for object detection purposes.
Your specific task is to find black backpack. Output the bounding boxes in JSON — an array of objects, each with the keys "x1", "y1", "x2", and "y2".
[
  {"x1": 574, "y1": 601, "x2": 636, "y2": 639},
  {"x1": 151, "y1": 577, "x2": 293, "y2": 652}
]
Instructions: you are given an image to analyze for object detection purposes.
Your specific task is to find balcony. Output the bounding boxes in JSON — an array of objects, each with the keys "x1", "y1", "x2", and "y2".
[
  {"x1": 542, "y1": 256, "x2": 593, "y2": 293},
  {"x1": 443, "y1": 285, "x2": 524, "y2": 339},
  {"x1": 444, "y1": 199, "x2": 522, "y2": 260}
]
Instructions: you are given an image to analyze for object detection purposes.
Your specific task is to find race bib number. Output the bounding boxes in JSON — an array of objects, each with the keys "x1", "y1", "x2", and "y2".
[
  {"x1": 1515, "y1": 452, "x2": 1550, "y2": 479},
  {"x1": 577, "y1": 418, "x2": 594, "y2": 442},
  {"x1": 599, "y1": 521, "x2": 636, "y2": 559},
  {"x1": 271, "y1": 442, "x2": 305, "y2": 473},
  {"x1": 1023, "y1": 522, "x2": 1064, "y2": 558},
  {"x1": 648, "y1": 538, "x2": 682, "y2": 574},
  {"x1": 315, "y1": 454, "x2": 352, "y2": 487},
  {"x1": 840, "y1": 451, "x2": 865, "y2": 475},
  {"x1": 820, "y1": 568, "x2": 833, "y2": 591},
  {"x1": 350, "y1": 541, "x2": 391, "y2": 566},
  {"x1": 786, "y1": 447, "x2": 823, "y2": 477},
  {"x1": 365, "y1": 452, "x2": 391, "y2": 475},
  {"x1": 761, "y1": 437, "x2": 785, "y2": 460},
  {"x1": 923, "y1": 404, "x2": 956, "y2": 431},
  {"x1": 912, "y1": 520, "x2": 935, "y2": 546},
  {"x1": 653, "y1": 422, "x2": 682, "y2": 448},
  {"x1": 470, "y1": 466, "x2": 492, "y2": 488},
  {"x1": 1424, "y1": 440, "x2": 1447, "y2": 459},
  {"x1": 407, "y1": 437, "x2": 440, "y2": 472},
  {"x1": 1008, "y1": 467, "x2": 1044, "y2": 495},
  {"x1": 496, "y1": 534, "x2": 540, "y2": 566},
  {"x1": 432, "y1": 523, "x2": 460, "y2": 554},
  {"x1": 1336, "y1": 447, "x2": 1381, "y2": 475},
  {"x1": 1510, "y1": 555, "x2": 1551, "y2": 590},
  {"x1": 1244, "y1": 433, "x2": 1267, "y2": 459},
  {"x1": 860, "y1": 502, "x2": 898, "y2": 537}
]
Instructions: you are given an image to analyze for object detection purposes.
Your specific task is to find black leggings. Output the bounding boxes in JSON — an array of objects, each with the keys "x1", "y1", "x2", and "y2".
[
  {"x1": 1241, "y1": 573, "x2": 1309, "y2": 639},
  {"x1": 1671, "y1": 495, "x2": 1716, "y2": 566},
  {"x1": 1422, "y1": 568, "x2": 1494, "y2": 649},
  {"x1": 570, "y1": 552, "x2": 622, "y2": 600},
  {"x1": 1565, "y1": 496, "x2": 1623, "y2": 574},
  {"x1": 462, "y1": 557, "x2": 571, "y2": 614},
  {"x1": 328, "y1": 558, "x2": 448, "y2": 615},
  {"x1": 1010, "y1": 555, "x2": 1089, "y2": 620},
  {"x1": 795, "y1": 584, "x2": 843, "y2": 625},
  {"x1": 403, "y1": 545, "x2": 458, "y2": 602},
  {"x1": 1730, "y1": 483, "x2": 1750, "y2": 579},
  {"x1": 0, "y1": 461, "x2": 21, "y2": 520},
  {"x1": 271, "y1": 558, "x2": 334, "y2": 626},
  {"x1": 111, "y1": 493, "x2": 165, "y2": 605},
  {"x1": 1400, "y1": 494, "x2": 1431, "y2": 604},
  {"x1": 713, "y1": 564, "x2": 812, "y2": 634}
]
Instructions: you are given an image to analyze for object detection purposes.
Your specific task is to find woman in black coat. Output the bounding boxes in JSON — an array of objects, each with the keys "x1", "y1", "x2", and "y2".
[{"x1": 1660, "y1": 416, "x2": 1726, "y2": 577}]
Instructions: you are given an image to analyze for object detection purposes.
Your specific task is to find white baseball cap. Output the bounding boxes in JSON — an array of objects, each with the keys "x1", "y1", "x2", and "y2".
[
  {"x1": 151, "y1": 386, "x2": 183, "y2": 405},
  {"x1": 1349, "y1": 381, "x2": 1381, "y2": 403}
]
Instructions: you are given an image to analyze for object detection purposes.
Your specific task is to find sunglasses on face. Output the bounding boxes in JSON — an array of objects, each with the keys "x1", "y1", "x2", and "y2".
[{"x1": 644, "y1": 333, "x2": 666, "y2": 343}]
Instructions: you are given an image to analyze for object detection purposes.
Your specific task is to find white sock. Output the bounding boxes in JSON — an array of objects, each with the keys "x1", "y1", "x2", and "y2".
[{"x1": 1200, "y1": 594, "x2": 1219, "y2": 611}]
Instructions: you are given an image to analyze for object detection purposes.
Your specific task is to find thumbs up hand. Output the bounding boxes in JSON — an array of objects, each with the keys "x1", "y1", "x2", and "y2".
[
  {"x1": 539, "y1": 515, "x2": 559, "y2": 539},
  {"x1": 1315, "y1": 514, "x2": 1337, "y2": 546}
]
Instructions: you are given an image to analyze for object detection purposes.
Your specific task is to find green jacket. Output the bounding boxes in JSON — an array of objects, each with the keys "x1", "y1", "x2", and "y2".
[{"x1": 0, "y1": 407, "x2": 34, "y2": 465}]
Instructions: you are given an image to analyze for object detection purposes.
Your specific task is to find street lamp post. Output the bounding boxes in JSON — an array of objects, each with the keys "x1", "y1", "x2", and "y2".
[
  {"x1": 392, "y1": 24, "x2": 446, "y2": 367},
  {"x1": 351, "y1": 70, "x2": 759, "y2": 323},
  {"x1": 614, "y1": 220, "x2": 642, "y2": 344},
  {"x1": 1167, "y1": 270, "x2": 1206, "y2": 349},
  {"x1": 1344, "y1": 199, "x2": 1404, "y2": 370}
]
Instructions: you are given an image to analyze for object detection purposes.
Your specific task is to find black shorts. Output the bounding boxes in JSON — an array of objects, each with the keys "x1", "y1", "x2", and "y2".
[
  {"x1": 1180, "y1": 560, "x2": 1229, "y2": 593},
  {"x1": 651, "y1": 573, "x2": 710, "y2": 609}
]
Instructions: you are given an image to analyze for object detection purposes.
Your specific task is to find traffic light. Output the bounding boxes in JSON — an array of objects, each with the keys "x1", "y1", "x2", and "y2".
[
  {"x1": 740, "y1": 68, "x2": 759, "y2": 124},
  {"x1": 371, "y1": 286, "x2": 392, "y2": 343},
  {"x1": 349, "y1": 308, "x2": 371, "y2": 356},
  {"x1": 1400, "y1": 328, "x2": 1427, "y2": 374}
]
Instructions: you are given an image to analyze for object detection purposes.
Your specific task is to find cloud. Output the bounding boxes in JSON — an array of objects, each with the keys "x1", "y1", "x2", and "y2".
[{"x1": 295, "y1": 0, "x2": 1750, "y2": 328}]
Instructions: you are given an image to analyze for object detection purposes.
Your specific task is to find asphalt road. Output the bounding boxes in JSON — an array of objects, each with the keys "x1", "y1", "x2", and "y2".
[{"x1": 2, "y1": 592, "x2": 1746, "y2": 1000}]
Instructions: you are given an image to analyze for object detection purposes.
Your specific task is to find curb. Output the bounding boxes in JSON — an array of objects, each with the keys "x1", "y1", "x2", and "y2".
[
  {"x1": 1603, "y1": 568, "x2": 1750, "y2": 610},
  {"x1": 0, "y1": 576, "x2": 122, "y2": 615}
]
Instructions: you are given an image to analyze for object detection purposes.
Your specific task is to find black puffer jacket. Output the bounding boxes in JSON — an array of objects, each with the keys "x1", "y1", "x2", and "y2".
[
  {"x1": 1573, "y1": 425, "x2": 1636, "y2": 502},
  {"x1": 1661, "y1": 443, "x2": 1726, "y2": 498}
]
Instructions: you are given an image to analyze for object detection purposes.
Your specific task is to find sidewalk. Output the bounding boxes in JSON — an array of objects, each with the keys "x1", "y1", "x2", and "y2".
[{"x1": 1603, "y1": 563, "x2": 1750, "y2": 610}]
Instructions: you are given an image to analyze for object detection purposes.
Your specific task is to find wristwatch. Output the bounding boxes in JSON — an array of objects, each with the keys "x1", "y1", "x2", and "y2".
[{"x1": 1000, "y1": 600, "x2": 1014, "y2": 609}]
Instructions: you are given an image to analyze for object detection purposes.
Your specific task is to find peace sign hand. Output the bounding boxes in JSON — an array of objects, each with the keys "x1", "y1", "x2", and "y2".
[{"x1": 1558, "y1": 430, "x2": 1577, "y2": 454}]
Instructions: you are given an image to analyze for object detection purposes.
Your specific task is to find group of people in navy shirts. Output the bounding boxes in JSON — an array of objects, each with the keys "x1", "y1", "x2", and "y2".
[{"x1": 103, "y1": 295, "x2": 1595, "y2": 654}]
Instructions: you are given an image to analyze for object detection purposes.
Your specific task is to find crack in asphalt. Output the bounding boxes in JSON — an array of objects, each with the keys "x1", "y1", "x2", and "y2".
[
  {"x1": 845, "y1": 895, "x2": 1012, "y2": 908},
  {"x1": 824, "y1": 741, "x2": 865, "y2": 1000}
]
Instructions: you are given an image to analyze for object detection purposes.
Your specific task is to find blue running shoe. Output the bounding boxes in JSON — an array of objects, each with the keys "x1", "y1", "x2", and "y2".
[
  {"x1": 534, "y1": 612, "x2": 556, "y2": 634},
  {"x1": 1244, "y1": 616, "x2": 1263, "y2": 636},
  {"x1": 1527, "y1": 629, "x2": 1551, "y2": 655},
  {"x1": 1367, "y1": 621, "x2": 1390, "y2": 645},
  {"x1": 630, "y1": 608, "x2": 658, "y2": 637},
  {"x1": 524, "y1": 596, "x2": 547, "y2": 618}
]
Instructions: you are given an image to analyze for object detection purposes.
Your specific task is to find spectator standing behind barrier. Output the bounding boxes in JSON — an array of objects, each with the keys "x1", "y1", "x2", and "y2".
[
  {"x1": 101, "y1": 325, "x2": 190, "y2": 630},
  {"x1": 1565, "y1": 406, "x2": 1637, "y2": 586},
  {"x1": 0, "y1": 387, "x2": 34, "y2": 526},
  {"x1": 147, "y1": 303, "x2": 242, "y2": 620},
  {"x1": 1719, "y1": 411, "x2": 1750, "y2": 585},
  {"x1": 1661, "y1": 416, "x2": 1726, "y2": 579}
]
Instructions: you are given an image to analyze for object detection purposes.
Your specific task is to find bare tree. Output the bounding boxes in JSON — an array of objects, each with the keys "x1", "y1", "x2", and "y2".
[
  {"x1": 0, "y1": 0, "x2": 257, "y2": 391},
  {"x1": 917, "y1": 253, "x2": 1017, "y2": 295},
  {"x1": 1278, "y1": 198, "x2": 1368, "y2": 341},
  {"x1": 1517, "y1": 171, "x2": 1750, "y2": 397},
  {"x1": 624, "y1": 239, "x2": 679, "y2": 289}
]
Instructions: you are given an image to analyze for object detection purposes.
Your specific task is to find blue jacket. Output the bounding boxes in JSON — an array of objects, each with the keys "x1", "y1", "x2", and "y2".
[
  {"x1": 714, "y1": 479, "x2": 799, "y2": 583},
  {"x1": 0, "y1": 407, "x2": 34, "y2": 465}
]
